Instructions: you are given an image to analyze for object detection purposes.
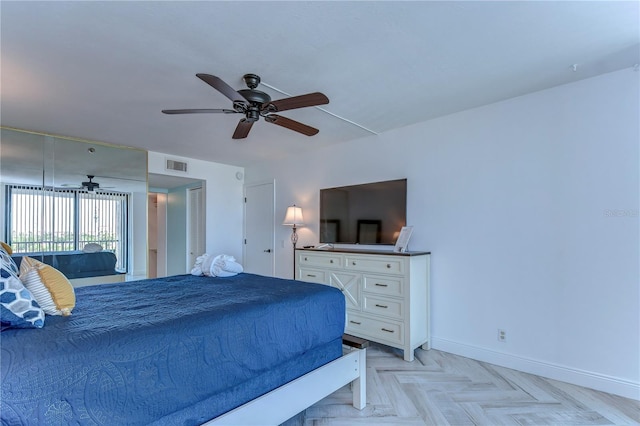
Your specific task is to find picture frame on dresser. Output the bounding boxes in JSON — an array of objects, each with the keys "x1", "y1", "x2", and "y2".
[
  {"x1": 320, "y1": 219, "x2": 340, "y2": 243},
  {"x1": 357, "y1": 219, "x2": 381, "y2": 244},
  {"x1": 394, "y1": 226, "x2": 414, "y2": 253}
]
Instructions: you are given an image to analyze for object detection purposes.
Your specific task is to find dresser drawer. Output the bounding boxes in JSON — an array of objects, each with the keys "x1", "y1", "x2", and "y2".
[
  {"x1": 362, "y1": 274, "x2": 404, "y2": 297},
  {"x1": 298, "y1": 268, "x2": 327, "y2": 284},
  {"x1": 344, "y1": 255, "x2": 405, "y2": 274},
  {"x1": 346, "y1": 312, "x2": 404, "y2": 345},
  {"x1": 298, "y1": 253, "x2": 342, "y2": 268},
  {"x1": 363, "y1": 295, "x2": 403, "y2": 320}
]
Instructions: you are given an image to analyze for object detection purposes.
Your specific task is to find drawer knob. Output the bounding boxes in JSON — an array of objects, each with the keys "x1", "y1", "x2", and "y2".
[
  {"x1": 307, "y1": 274, "x2": 316, "y2": 278},
  {"x1": 304, "y1": 257, "x2": 308, "y2": 261},
  {"x1": 350, "y1": 320, "x2": 361, "y2": 325},
  {"x1": 375, "y1": 283, "x2": 388, "y2": 287},
  {"x1": 386, "y1": 264, "x2": 391, "y2": 268},
  {"x1": 375, "y1": 304, "x2": 388, "y2": 309},
  {"x1": 352, "y1": 262, "x2": 356, "y2": 266},
  {"x1": 381, "y1": 328, "x2": 395, "y2": 333},
  {"x1": 330, "y1": 260, "x2": 334, "y2": 263}
]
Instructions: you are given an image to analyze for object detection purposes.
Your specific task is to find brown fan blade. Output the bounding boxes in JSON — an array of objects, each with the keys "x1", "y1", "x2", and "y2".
[
  {"x1": 196, "y1": 74, "x2": 249, "y2": 103},
  {"x1": 232, "y1": 118, "x2": 254, "y2": 139},
  {"x1": 162, "y1": 109, "x2": 237, "y2": 114},
  {"x1": 264, "y1": 92, "x2": 329, "y2": 113},
  {"x1": 264, "y1": 114, "x2": 319, "y2": 136}
]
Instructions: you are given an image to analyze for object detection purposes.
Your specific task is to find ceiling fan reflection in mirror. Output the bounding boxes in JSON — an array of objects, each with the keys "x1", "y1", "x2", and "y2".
[
  {"x1": 61, "y1": 175, "x2": 114, "y2": 192},
  {"x1": 162, "y1": 73, "x2": 329, "y2": 139},
  {"x1": 82, "y1": 175, "x2": 102, "y2": 191}
]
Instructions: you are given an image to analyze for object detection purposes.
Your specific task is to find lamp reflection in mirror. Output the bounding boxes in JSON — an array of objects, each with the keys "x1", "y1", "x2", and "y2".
[{"x1": 282, "y1": 205, "x2": 304, "y2": 279}]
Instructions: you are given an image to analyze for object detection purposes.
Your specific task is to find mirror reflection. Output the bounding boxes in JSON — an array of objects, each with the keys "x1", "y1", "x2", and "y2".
[{"x1": 0, "y1": 127, "x2": 148, "y2": 286}]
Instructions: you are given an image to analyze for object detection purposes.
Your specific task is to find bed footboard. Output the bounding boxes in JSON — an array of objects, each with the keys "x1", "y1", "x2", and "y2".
[{"x1": 207, "y1": 346, "x2": 367, "y2": 425}]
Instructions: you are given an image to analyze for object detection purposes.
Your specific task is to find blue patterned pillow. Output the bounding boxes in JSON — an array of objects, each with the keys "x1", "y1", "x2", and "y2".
[{"x1": 0, "y1": 268, "x2": 45, "y2": 330}]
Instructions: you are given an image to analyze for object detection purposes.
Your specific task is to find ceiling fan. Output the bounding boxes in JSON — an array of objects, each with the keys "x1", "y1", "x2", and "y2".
[
  {"x1": 82, "y1": 175, "x2": 100, "y2": 191},
  {"x1": 162, "y1": 73, "x2": 329, "y2": 139},
  {"x1": 61, "y1": 175, "x2": 114, "y2": 192}
]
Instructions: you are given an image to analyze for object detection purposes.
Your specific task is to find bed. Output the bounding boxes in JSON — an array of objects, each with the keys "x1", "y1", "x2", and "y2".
[{"x1": 0, "y1": 273, "x2": 366, "y2": 425}]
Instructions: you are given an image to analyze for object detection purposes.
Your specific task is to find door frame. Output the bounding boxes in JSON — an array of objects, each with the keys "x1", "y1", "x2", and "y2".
[
  {"x1": 186, "y1": 184, "x2": 206, "y2": 273},
  {"x1": 243, "y1": 180, "x2": 276, "y2": 276}
]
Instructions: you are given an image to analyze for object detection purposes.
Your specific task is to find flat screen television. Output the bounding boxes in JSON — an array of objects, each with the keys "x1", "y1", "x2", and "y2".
[{"x1": 319, "y1": 178, "x2": 407, "y2": 245}]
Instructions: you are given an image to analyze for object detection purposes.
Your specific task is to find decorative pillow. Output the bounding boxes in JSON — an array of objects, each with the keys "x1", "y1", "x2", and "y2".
[
  {"x1": 0, "y1": 245, "x2": 19, "y2": 278},
  {"x1": 0, "y1": 242, "x2": 13, "y2": 255},
  {"x1": 19, "y1": 256, "x2": 75, "y2": 316},
  {"x1": 82, "y1": 243, "x2": 103, "y2": 253},
  {"x1": 1, "y1": 268, "x2": 45, "y2": 329},
  {"x1": 20, "y1": 269, "x2": 62, "y2": 316}
]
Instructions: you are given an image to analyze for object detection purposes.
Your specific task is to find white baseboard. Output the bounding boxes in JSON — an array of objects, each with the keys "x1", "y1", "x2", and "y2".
[{"x1": 431, "y1": 337, "x2": 639, "y2": 401}]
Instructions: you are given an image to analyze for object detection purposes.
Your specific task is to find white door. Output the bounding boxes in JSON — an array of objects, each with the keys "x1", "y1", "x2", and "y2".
[
  {"x1": 244, "y1": 182, "x2": 274, "y2": 276},
  {"x1": 187, "y1": 186, "x2": 205, "y2": 270}
]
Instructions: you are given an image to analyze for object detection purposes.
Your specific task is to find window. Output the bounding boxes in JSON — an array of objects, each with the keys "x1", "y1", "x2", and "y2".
[{"x1": 5, "y1": 185, "x2": 128, "y2": 272}]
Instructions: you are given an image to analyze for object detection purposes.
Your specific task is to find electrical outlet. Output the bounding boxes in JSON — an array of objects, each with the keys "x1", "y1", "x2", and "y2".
[{"x1": 498, "y1": 329, "x2": 507, "y2": 342}]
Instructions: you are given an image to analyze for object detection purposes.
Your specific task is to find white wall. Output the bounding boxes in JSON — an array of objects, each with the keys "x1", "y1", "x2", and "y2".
[
  {"x1": 245, "y1": 68, "x2": 640, "y2": 399},
  {"x1": 148, "y1": 152, "x2": 244, "y2": 262}
]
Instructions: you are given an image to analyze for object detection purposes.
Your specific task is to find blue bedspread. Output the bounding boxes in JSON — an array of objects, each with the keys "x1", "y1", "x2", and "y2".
[{"x1": 1, "y1": 273, "x2": 345, "y2": 425}]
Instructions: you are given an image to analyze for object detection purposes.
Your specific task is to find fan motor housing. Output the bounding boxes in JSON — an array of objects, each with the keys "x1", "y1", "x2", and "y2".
[{"x1": 238, "y1": 89, "x2": 271, "y2": 105}]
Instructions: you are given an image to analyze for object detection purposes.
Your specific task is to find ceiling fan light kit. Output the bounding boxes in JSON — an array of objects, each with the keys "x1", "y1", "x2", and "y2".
[{"x1": 162, "y1": 73, "x2": 329, "y2": 139}]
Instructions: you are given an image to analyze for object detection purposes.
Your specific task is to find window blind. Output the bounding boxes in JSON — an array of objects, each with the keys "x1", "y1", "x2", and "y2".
[{"x1": 6, "y1": 185, "x2": 128, "y2": 272}]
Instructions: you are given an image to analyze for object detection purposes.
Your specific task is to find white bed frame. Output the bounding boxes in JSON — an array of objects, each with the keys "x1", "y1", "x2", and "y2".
[{"x1": 206, "y1": 345, "x2": 367, "y2": 425}]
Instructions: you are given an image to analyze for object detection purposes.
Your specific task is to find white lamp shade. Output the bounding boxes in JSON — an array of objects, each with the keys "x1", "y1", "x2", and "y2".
[{"x1": 283, "y1": 205, "x2": 304, "y2": 226}]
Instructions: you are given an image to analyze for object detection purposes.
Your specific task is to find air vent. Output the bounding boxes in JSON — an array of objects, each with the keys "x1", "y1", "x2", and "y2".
[{"x1": 166, "y1": 159, "x2": 188, "y2": 172}]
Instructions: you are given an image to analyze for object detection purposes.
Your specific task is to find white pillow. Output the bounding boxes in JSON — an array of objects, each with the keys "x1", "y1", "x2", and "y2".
[{"x1": 83, "y1": 243, "x2": 103, "y2": 253}]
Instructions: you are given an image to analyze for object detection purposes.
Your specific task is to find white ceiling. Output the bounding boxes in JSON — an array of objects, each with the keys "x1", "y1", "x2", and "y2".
[{"x1": 1, "y1": 1, "x2": 638, "y2": 167}]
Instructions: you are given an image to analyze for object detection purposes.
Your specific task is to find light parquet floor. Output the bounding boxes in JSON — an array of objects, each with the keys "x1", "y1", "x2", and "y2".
[{"x1": 282, "y1": 343, "x2": 640, "y2": 426}]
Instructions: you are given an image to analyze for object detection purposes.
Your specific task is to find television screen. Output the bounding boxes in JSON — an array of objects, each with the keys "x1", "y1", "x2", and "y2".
[{"x1": 319, "y1": 179, "x2": 407, "y2": 245}]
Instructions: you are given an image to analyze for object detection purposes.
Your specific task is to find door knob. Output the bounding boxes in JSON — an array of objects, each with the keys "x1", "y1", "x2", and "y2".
[{"x1": 263, "y1": 249, "x2": 272, "y2": 253}]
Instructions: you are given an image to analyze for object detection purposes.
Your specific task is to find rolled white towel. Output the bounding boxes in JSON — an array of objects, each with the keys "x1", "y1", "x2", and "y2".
[
  {"x1": 213, "y1": 254, "x2": 234, "y2": 269},
  {"x1": 212, "y1": 267, "x2": 239, "y2": 277},
  {"x1": 211, "y1": 254, "x2": 243, "y2": 277},
  {"x1": 201, "y1": 254, "x2": 215, "y2": 276},
  {"x1": 191, "y1": 253, "x2": 209, "y2": 276}
]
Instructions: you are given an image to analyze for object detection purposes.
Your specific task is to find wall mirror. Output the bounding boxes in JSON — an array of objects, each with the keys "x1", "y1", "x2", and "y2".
[{"x1": 0, "y1": 127, "x2": 148, "y2": 285}]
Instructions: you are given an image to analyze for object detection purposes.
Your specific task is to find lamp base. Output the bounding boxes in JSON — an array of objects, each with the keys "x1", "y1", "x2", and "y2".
[{"x1": 292, "y1": 241, "x2": 297, "y2": 280}]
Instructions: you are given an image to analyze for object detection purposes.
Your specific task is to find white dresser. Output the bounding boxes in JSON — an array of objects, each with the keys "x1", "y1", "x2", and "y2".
[{"x1": 296, "y1": 248, "x2": 430, "y2": 361}]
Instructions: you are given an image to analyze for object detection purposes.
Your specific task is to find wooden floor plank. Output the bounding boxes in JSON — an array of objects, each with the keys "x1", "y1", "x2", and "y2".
[{"x1": 281, "y1": 343, "x2": 640, "y2": 426}]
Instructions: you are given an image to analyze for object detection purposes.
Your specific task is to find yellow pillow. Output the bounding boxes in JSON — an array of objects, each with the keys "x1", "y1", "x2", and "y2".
[
  {"x1": 19, "y1": 256, "x2": 75, "y2": 316},
  {"x1": 0, "y1": 242, "x2": 12, "y2": 255}
]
